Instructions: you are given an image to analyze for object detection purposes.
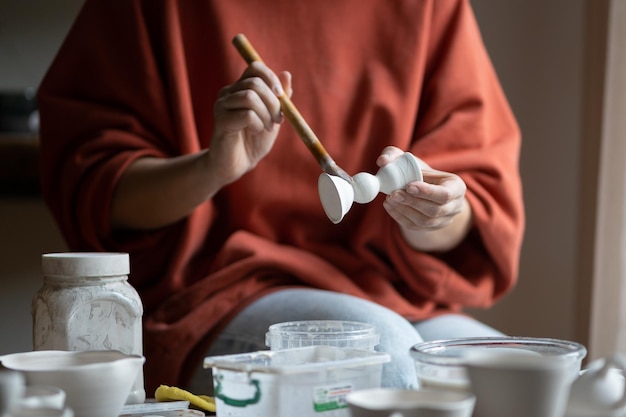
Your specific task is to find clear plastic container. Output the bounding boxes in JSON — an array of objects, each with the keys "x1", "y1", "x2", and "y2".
[
  {"x1": 204, "y1": 346, "x2": 390, "y2": 417},
  {"x1": 265, "y1": 320, "x2": 380, "y2": 351}
]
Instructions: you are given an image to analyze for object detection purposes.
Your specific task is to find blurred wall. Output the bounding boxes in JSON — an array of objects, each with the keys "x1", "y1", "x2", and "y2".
[
  {"x1": 0, "y1": 0, "x2": 593, "y2": 354},
  {"x1": 468, "y1": 0, "x2": 590, "y2": 344},
  {"x1": 0, "y1": 0, "x2": 80, "y2": 355}
]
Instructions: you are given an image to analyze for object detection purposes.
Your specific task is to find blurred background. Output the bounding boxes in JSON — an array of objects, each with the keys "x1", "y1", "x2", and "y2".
[{"x1": 0, "y1": 0, "x2": 619, "y2": 363}]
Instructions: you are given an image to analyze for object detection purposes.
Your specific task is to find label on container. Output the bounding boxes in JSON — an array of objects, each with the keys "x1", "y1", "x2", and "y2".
[{"x1": 312, "y1": 383, "x2": 353, "y2": 412}]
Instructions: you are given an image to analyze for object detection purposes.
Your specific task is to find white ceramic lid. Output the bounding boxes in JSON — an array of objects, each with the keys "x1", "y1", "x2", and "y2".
[{"x1": 41, "y1": 253, "x2": 129, "y2": 277}]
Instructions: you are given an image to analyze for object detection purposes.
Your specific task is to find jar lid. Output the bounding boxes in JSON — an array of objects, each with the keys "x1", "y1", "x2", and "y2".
[{"x1": 42, "y1": 252, "x2": 129, "y2": 277}]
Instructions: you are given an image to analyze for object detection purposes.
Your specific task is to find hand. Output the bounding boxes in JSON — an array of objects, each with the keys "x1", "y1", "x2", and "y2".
[
  {"x1": 208, "y1": 61, "x2": 292, "y2": 187},
  {"x1": 111, "y1": 62, "x2": 293, "y2": 230},
  {"x1": 379, "y1": 146, "x2": 472, "y2": 252}
]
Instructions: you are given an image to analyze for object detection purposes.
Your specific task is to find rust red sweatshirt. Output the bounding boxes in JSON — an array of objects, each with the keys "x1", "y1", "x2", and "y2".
[{"x1": 38, "y1": 0, "x2": 524, "y2": 391}]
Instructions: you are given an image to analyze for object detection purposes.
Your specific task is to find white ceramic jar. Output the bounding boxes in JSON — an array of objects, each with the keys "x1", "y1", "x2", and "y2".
[{"x1": 32, "y1": 253, "x2": 145, "y2": 404}]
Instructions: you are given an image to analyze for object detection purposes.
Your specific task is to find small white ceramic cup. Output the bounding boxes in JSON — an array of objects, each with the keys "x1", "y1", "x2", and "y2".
[
  {"x1": 20, "y1": 386, "x2": 66, "y2": 410},
  {"x1": 0, "y1": 369, "x2": 25, "y2": 416},
  {"x1": 346, "y1": 387, "x2": 475, "y2": 417},
  {"x1": 11, "y1": 406, "x2": 74, "y2": 417},
  {"x1": 465, "y1": 352, "x2": 573, "y2": 417}
]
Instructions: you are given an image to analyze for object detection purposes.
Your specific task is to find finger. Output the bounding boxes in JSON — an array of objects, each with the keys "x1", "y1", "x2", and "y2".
[
  {"x1": 408, "y1": 170, "x2": 466, "y2": 205},
  {"x1": 227, "y1": 78, "x2": 281, "y2": 126},
  {"x1": 376, "y1": 146, "x2": 404, "y2": 167},
  {"x1": 279, "y1": 71, "x2": 293, "y2": 98},
  {"x1": 388, "y1": 189, "x2": 459, "y2": 222},
  {"x1": 398, "y1": 188, "x2": 465, "y2": 222},
  {"x1": 214, "y1": 91, "x2": 269, "y2": 134},
  {"x1": 227, "y1": 63, "x2": 284, "y2": 124},
  {"x1": 383, "y1": 198, "x2": 452, "y2": 230},
  {"x1": 241, "y1": 61, "x2": 285, "y2": 97},
  {"x1": 219, "y1": 82, "x2": 279, "y2": 130},
  {"x1": 383, "y1": 201, "x2": 414, "y2": 228}
]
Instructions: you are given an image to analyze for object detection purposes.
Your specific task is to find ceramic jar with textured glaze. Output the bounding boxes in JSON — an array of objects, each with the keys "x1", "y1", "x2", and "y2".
[{"x1": 32, "y1": 253, "x2": 145, "y2": 404}]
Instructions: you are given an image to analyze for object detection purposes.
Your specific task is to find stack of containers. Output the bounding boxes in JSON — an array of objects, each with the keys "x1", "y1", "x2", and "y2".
[{"x1": 204, "y1": 320, "x2": 389, "y2": 417}]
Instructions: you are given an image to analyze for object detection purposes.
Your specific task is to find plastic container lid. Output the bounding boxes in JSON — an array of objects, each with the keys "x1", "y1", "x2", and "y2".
[
  {"x1": 204, "y1": 345, "x2": 390, "y2": 374},
  {"x1": 265, "y1": 320, "x2": 380, "y2": 351},
  {"x1": 42, "y1": 253, "x2": 129, "y2": 277}
]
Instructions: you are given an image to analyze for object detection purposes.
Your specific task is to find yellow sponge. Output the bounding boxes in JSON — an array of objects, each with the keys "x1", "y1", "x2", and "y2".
[{"x1": 155, "y1": 384, "x2": 216, "y2": 413}]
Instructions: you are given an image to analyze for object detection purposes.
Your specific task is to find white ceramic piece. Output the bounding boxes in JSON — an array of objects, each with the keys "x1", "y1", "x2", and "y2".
[
  {"x1": 352, "y1": 172, "x2": 380, "y2": 204},
  {"x1": 346, "y1": 388, "x2": 475, "y2": 417},
  {"x1": 465, "y1": 352, "x2": 573, "y2": 417},
  {"x1": 0, "y1": 350, "x2": 144, "y2": 417},
  {"x1": 318, "y1": 173, "x2": 355, "y2": 224},
  {"x1": 565, "y1": 354, "x2": 626, "y2": 417},
  {"x1": 19, "y1": 386, "x2": 66, "y2": 410},
  {"x1": 318, "y1": 152, "x2": 423, "y2": 224},
  {"x1": 0, "y1": 370, "x2": 25, "y2": 417},
  {"x1": 11, "y1": 406, "x2": 74, "y2": 417}
]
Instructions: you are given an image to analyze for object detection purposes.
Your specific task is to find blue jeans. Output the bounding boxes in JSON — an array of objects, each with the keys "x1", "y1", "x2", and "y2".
[{"x1": 188, "y1": 288, "x2": 503, "y2": 393}]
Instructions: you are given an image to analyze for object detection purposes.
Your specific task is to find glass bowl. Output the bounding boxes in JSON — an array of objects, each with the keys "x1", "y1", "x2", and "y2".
[{"x1": 410, "y1": 337, "x2": 587, "y2": 391}]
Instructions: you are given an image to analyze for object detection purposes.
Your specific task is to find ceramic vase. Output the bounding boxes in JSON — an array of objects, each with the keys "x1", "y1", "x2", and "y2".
[{"x1": 318, "y1": 152, "x2": 423, "y2": 223}]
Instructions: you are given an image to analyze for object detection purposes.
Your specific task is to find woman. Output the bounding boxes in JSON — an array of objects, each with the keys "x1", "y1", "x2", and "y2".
[{"x1": 37, "y1": 0, "x2": 524, "y2": 392}]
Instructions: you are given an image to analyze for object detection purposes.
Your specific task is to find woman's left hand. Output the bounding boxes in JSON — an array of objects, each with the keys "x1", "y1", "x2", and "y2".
[{"x1": 379, "y1": 146, "x2": 472, "y2": 252}]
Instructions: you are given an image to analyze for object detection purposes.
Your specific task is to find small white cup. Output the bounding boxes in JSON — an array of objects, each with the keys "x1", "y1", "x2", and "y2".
[
  {"x1": 11, "y1": 407, "x2": 74, "y2": 417},
  {"x1": 466, "y1": 352, "x2": 572, "y2": 417},
  {"x1": 20, "y1": 386, "x2": 66, "y2": 410},
  {"x1": 346, "y1": 388, "x2": 475, "y2": 417},
  {"x1": 0, "y1": 370, "x2": 25, "y2": 415}
]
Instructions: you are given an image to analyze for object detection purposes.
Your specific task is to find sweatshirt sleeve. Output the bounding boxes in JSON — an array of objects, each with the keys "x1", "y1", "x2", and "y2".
[{"x1": 37, "y1": 0, "x2": 195, "y2": 253}]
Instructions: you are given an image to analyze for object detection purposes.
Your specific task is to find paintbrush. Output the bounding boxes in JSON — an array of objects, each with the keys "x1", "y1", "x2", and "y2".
[{"x1": 232, "y1": 33, "x2": 353, "y2": 183}]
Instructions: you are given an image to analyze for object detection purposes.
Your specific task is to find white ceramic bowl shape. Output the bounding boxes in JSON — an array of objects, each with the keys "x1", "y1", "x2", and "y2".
[{"x1": 0, "y1": 350, "x2": 144, "y2": 417}]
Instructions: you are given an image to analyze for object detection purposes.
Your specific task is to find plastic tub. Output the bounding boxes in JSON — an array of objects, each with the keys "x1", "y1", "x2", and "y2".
[
  {"x1": 265, "y1": 320, "x2": 380, "y2": 351},
  {"x1": 204, "y1": 345, "x2": 390, "y2": 417},
  {"x1": 410, "y1": 337, "x2": 587, "y2": 392}
]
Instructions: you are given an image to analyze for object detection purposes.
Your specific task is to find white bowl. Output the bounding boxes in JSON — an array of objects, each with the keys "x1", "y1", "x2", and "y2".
[{"x1": 0, "y1": 350, "x2": 144, "y2": 417}]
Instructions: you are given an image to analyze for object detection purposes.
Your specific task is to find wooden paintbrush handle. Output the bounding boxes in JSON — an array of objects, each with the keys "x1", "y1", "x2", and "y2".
[{"x1": 232, "y1": 33, "x2": 351, "y2": 181}]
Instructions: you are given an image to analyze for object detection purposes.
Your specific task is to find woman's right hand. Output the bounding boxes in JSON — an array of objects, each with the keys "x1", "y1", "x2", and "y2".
[
  {"x1": 111, "y1": 62, "x2": 292, "y2": 231},
  {"x1": 208, "y1": 61, "x2": 292, "y2": 187}
]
